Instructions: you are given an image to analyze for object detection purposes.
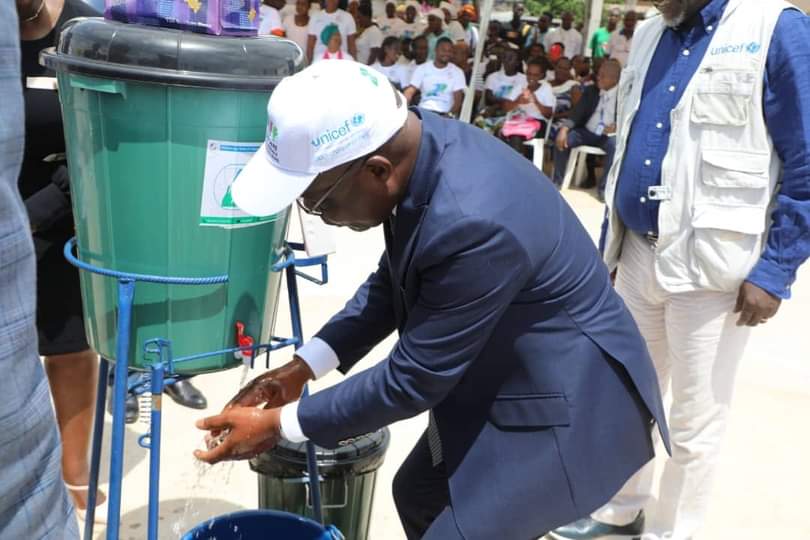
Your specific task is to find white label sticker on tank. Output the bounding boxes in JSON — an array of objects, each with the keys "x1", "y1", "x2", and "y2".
[{"x1": 200, "y1": 140, "x2": 278, "y2": 228}]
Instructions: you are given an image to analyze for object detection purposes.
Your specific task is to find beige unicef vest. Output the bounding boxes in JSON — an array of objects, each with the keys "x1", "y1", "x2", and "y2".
[{"x1": 603, "y1": 0, "x2": 794, "y2": 293}]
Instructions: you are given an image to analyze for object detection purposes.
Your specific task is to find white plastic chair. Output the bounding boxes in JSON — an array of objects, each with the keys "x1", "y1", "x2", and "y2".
[
  {"x1": 561, "y1": 145, "x2": 606, "y2": 191},
  {"x1": 523, "y1": 103, "x2": 556, "y2": 171}
]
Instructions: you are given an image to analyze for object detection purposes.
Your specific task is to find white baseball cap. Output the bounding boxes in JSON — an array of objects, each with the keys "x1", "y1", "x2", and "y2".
[{"x1": 232, "y1": 60, "x2": 409, "y2": 217}]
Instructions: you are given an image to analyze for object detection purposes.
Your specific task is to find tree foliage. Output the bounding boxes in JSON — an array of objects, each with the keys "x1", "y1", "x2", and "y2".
[{"x1": 523, "y1": 0, "x2": 625, "y2": 21}]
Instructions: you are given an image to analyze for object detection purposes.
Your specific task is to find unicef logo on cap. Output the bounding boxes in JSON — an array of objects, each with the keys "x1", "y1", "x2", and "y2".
[
  {"x1": 746, "y1": 42, "x2": 761, "y2": 54},
  {"x1": 311, "y1": 114, "x2": 367, "y2": 149}
]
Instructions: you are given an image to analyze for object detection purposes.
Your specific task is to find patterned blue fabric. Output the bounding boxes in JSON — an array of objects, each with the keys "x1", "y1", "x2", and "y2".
[
  {"x1": 615, "y1": 0, "x2": 810, "y2": 298},
  {"x1": 0, "y1": 7, "x2": 78, "y2": 539}
]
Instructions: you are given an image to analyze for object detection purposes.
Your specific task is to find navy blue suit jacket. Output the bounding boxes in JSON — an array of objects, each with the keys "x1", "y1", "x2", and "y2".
[{"x1": 298, "y1": 110, "x2": 669, "y2": 539}]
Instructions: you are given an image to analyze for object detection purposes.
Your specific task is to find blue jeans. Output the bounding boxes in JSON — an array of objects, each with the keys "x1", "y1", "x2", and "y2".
[{"x1": 552, "y1": 128, "x2": 617, "y2": 196}]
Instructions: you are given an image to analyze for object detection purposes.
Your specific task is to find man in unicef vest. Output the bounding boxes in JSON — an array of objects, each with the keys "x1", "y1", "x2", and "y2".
[{"x1": 551, "y1": 1, "x2": 810, "y2": 540}]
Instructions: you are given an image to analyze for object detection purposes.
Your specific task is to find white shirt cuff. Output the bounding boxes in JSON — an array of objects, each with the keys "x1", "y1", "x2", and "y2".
[
  {"x1": 295, "y1": 337, "x2": 339, "y2": 380},
  {"x1": 280, "y1": 401, "x2": 308, "y2": 443}
]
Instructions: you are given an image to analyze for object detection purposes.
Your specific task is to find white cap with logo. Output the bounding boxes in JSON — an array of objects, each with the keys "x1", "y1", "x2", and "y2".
[{"x1": 232, "y1": 60, "x2": 409, "y2": 217}]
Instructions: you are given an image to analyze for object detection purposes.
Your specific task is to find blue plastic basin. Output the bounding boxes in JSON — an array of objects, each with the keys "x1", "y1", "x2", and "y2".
[{"x1": 182, "y1": 510, "x2": 343, "y2": 540}]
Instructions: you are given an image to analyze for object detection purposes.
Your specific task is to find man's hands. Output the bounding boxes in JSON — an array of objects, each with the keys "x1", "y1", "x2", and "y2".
[
  {"x1": 193, "y1": 356, "x2": 315, "y2": 464},
  {"x1": 734, "y1": 281, "x2": 781, "y2": 327},
  {"x1": 194, "y1": 407, "x2": 282, "y2": 464},
  {"x1": 556, "y1": 126, "x2": 570, "y2": 151},
  {"x1": 226, "y1": 356, "x2": 314, "y2": 409}
]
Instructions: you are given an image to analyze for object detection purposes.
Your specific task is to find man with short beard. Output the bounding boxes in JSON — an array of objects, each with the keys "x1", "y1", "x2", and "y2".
[{"x1": 551, "y1": 1, "x2": 810, "y2": 539}]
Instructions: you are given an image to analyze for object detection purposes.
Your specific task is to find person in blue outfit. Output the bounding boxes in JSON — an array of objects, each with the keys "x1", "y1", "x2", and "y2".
[
  {"x1": 194, "y1": 60, "x2": 669, "y2": 540},
  {"x1": 553, "y1": 1, "x2": 810, "y2": 539},
  {"x1": 0, "y1": 2, "x2": 78, "y2": 538}
]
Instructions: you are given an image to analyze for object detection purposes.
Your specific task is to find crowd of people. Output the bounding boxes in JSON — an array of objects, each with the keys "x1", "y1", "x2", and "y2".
[{"x1": 260, "y1": 0, "x2": 640, "y2": 199}]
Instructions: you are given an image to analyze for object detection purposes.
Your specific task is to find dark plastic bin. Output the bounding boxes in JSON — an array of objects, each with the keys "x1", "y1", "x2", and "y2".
[{"x1": 250, "y1": 429, "x2": 390, "y2": 540}]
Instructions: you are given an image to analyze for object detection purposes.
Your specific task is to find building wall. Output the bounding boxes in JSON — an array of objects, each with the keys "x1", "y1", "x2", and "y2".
[{"x1": 789, "y1": 0, "x2": 810, "y2": 13}]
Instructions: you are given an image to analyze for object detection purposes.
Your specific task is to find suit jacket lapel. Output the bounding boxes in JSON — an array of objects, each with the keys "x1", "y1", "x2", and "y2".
[
  {"x1": 389, "y1": 204, "x2": 427, "y2": 292},
  {"x1": 387, "y1": 109, "x2": 446, "y2": 290}
]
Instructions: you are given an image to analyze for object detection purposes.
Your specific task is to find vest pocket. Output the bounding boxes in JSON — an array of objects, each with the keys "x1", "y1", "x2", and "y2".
[
  {"x1": 697, "y1": 148, "x2": 771, "y2": 211},
  {"x1": 691, "y1": 148, "x2": 770, "y2": 289},
  {"x1": 691, "y1": 68, "x2": 757, "y2": 126},
  {"x1": 695, "y1": 149, "x2": 771, "y2": 205},
  {"x1": 691, "y1": 204, "x2": 766, "y2": 291}
]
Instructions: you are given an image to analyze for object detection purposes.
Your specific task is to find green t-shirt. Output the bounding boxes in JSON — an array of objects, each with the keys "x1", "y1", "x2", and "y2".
[{"x1": 590, "y1": 27, "x2": 611, "y2": 58}]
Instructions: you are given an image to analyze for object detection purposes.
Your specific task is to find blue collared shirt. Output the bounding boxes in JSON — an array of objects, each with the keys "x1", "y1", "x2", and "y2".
[{"x1": 614, "y1": 0, "x2": 810, "y2": 299}]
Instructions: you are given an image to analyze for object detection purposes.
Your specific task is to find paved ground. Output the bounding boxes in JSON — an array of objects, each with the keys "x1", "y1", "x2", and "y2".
[{"x1": 90, "y1": 187, "x2": 810, "y2": 540}]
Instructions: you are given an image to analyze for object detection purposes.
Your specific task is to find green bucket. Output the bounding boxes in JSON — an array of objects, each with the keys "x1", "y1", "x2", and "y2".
[{"x1": 41, "y1": 18, "x2": 305, "y2": 373}]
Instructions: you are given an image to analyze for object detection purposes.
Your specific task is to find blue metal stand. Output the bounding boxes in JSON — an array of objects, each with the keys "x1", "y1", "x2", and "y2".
[{"x1": 65, "y1": 239, "x2": 328, "y2": 540}]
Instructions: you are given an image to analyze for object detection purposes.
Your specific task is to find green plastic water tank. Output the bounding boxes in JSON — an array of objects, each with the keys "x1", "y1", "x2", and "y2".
[{"x1": 41, "y1": 18, "x2": 304, "y2": 373}]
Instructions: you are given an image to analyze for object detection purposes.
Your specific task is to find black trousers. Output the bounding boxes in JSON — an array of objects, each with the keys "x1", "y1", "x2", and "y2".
[
  {"x1": 393, "y1": 430, "x2": 552, "y2": 539},
  {"x1": 393, "y1": 430, "x2": 467, "y2": 540}
]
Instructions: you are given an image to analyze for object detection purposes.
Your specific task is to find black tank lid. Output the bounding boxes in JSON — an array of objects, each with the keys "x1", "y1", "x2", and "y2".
[
  {"x1": 250, "y1": 428, "x2": 391, "y2": 478},
  {"x1": 40, "y1": 17, "x2": 304, "y2": 90}
]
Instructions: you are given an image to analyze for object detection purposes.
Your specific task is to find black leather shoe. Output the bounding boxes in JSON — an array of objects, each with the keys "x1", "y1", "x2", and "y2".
[
  {"x1": 164, "y1": 379, "x2": 208, "y2": 410},
  {"x1": 548, "y1": 512, "x2": 645, "y2": 540},
  {"x1": 106, "y1": 390, "x2": 139, "y2": 424}
]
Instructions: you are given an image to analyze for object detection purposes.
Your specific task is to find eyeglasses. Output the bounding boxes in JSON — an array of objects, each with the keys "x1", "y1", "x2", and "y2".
[{"x1": 297, "y1": 156, "x2": 366, "y2": 216}]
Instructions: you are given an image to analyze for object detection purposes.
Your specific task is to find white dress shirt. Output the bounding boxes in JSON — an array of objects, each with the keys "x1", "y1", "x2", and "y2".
[
  {"x1": 585, "y1": 86, "x2": 618, "y2": 135},
  {"x1": 279, "y1": 337, "x2": 340, "y2": 442}
]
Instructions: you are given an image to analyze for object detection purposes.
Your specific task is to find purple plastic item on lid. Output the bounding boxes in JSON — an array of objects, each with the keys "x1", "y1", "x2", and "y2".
[{"x1": 104, "y1": 0, "x2": 260, "y2": 36}]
